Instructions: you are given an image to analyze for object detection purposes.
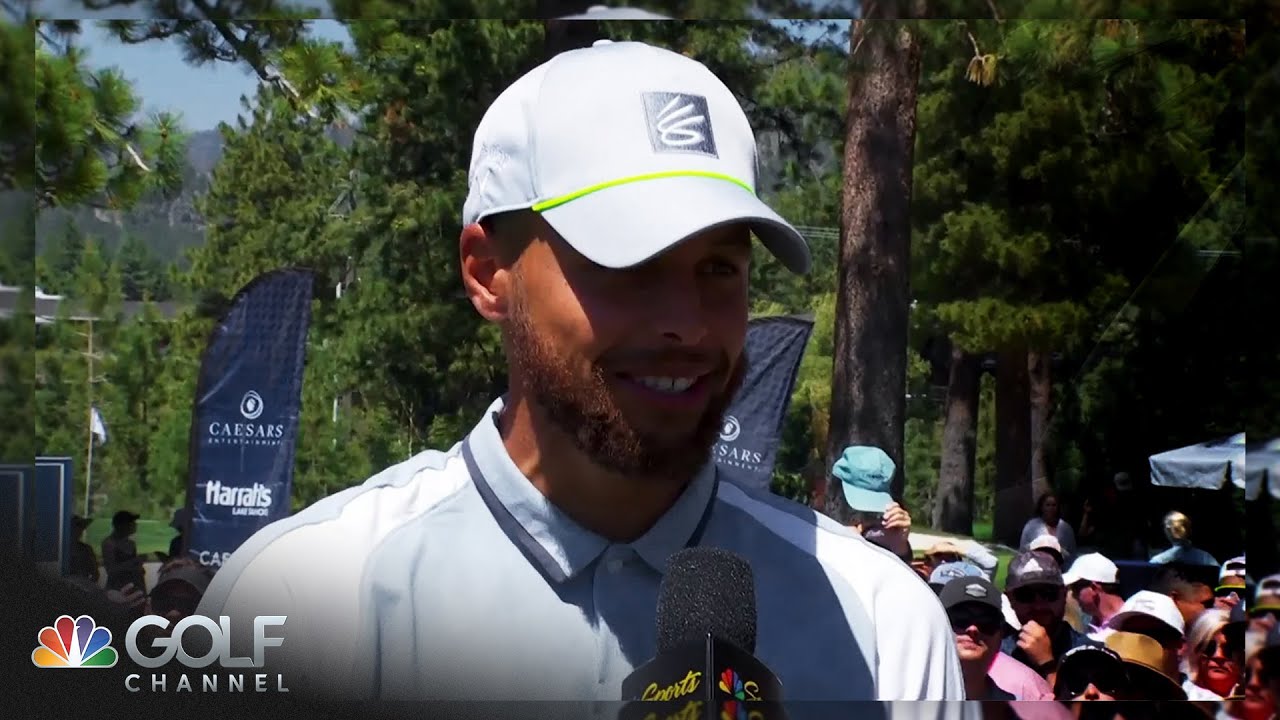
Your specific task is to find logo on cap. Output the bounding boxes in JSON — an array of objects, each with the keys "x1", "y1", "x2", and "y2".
[
  {"x1": 1020, "y1": 557, "x2": 1045, "y2": 574},
  {"x1": 642, "y1": 92, "x2": 718, "y2": 157},
  {"x1": 965, "y1": 583, "x2": 987, "y2": 598}
]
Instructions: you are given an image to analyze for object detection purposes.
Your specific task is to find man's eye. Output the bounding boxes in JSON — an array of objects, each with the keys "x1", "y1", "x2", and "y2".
[{"x1": 702, "y1": 259, "x2": 742, "y2": 276}]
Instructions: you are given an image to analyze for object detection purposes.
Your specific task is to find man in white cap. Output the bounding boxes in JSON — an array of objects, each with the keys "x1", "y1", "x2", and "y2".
[
  {"x1": 1101, "y1": 589, "x2": 1222, "y2": 700},
  {"x1": 197, "y1": 40, "x2": 963, "y2": 701},
  {"x1": 1029, "y1": 534, "x2": 1066, "y2": 568},
  {"x1": 1062, "y1": 552, "x2": 1126, "y2": 639}
]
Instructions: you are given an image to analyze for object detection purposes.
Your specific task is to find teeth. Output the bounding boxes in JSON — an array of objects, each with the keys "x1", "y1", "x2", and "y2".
[{"x1": 635, "y1": 376, "x2": 696, "y2": 393}]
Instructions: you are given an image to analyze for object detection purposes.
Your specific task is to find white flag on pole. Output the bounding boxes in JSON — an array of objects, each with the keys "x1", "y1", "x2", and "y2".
[{"x1": 90, "y1": 406, "x2": 108, "y2": 445}]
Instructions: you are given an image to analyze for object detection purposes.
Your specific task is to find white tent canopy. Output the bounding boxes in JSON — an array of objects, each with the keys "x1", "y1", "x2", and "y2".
[
  {"x1": 1245, "y1": 440, "x2": 1280, "y2": 502},
  {"x1": 1149, "y1": 432, "x2": 1246, "y2": 493}
]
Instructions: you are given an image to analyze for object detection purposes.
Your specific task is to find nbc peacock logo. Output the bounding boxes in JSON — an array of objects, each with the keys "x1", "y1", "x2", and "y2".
[
  {"x1": 717, "y1": 668, "x2": 763, "y2": 720},
  {"x1": 718, "y1": 668, "x2": 749, "y2": 699},
  {"x1": 32, "y1": 615, "x2": 119, "y2": 668}
]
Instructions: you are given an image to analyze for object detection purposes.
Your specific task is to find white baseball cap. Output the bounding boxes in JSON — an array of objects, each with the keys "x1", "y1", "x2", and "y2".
[
  {"x1": 1029, "y1": 534, "x2": 1063, "y2": 555},
  {"x1": 462, "y1": 40, "x2": 811, "y2": 274},
  {"x1": 1106, "y1": 590, "x2": 1186, "y2": 637},
  {"x1": 1220, "y1": 555, "x2": 1246, "y2": 582},
  {"x1": 1063, "y1": 553, "x2": 1119, "y2": 586}
]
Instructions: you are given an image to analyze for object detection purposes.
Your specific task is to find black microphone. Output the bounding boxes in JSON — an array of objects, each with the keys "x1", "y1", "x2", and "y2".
[{"x1": 621, "y1": 547, "x2": 786, "y2": 720}]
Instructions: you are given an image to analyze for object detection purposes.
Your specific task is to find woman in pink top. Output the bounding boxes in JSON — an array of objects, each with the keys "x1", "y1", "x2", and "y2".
[{"x1": 989, "y1": 650, "x2": 1056, "y2": 700}]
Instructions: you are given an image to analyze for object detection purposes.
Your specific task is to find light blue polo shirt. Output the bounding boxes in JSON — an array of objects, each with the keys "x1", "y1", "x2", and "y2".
[{"x1": 197, "y1": 397, "x2": 962, "y2": 702}]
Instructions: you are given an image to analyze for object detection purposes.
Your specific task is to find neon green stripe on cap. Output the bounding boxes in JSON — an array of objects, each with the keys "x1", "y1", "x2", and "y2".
[{"x1": 530, "y1": 170, "x2": 753, "y2": 213}]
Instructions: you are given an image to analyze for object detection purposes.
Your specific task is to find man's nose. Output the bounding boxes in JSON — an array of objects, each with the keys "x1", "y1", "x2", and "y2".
[
  {"x1": 649, "y1": 280, "x2": 710, "y2": 346},
  {"x1": 1083, "y1": 683, "x2": 1100, "y2": 699}
]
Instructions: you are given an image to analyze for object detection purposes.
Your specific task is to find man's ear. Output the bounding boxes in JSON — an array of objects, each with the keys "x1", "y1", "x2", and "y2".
[{"x1": 460, "y1": 221, "x2": 514, "y2": 322}]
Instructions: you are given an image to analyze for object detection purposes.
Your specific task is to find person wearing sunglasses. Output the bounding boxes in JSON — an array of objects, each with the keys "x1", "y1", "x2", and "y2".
[
  {"x1": 1233, "y1": 621, "x2": 1279, "y2": 720},
  {"x1": 1100, "y1": 589, "x2": 1227, "y2": 701},
  {"x1": 1187, "y1": 607, "x2": 1246, "y2": 700},
  {"x1": 1003, "y1": 552, "x2": 1098, "y2": 685},
  {"x1": 931, "y1": 562, "x2": 1055, "y2": 700},
  {"x1": 938, "y1": 576, "x2": 1016, "y2": 700},
  {"x1": 1053, "y1": 644, "x2": 1127, "y2": 702}
]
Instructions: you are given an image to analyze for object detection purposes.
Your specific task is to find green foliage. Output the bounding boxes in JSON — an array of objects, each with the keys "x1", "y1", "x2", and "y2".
[
  {"x1": 0, "y1": 288, "x2": 36, "y2": 462},
  {"x1": 912, "y1": 18, "x2": 1245, "y2": 520},
  {"x1": 1, "y1": 20, "x2": 35, "y2": 193},
  {"x1": 25, "y1": 16, "x2": 1259, "y2": 545},
  {"x1": 35, "y1": 38, "x2": 185, "y2": 209}
]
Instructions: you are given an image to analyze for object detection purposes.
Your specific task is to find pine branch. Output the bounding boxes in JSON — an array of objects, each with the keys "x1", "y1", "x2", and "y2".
[{"x1": 185, "y1": 0, "x2": 316, "y2": 119}]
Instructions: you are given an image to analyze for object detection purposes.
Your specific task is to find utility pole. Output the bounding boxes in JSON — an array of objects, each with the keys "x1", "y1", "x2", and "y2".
[{"x1": 72, "y1": 316, "x2": 105, "y2": 516}]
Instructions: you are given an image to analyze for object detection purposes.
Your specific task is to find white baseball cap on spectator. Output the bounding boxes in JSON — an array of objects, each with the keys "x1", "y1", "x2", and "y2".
[
  {"x1": 1220, "y1": 555, "x2": 1246, "y2": 582},
  {"x1": 1063, "y1": 553, "x2": 1119, "y2": 586},
  {"x1": 1106, "y1": 590, "x2": 1186, "y2": 638},
  {"x1": 1029, "y1": 534, "x2": 1065, "y2": 566}
]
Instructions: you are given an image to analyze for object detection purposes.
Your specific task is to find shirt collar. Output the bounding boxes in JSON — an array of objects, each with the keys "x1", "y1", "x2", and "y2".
[{"x1": 465, "y1": 396, "x2": 718, "y2": 582}]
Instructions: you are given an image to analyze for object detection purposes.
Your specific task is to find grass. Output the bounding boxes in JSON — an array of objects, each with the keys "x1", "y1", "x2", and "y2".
[
  {"x1": 910, "y1": 521, "x2": 1014, "y2": 588},
  {"x1": 82, "y1": 518, "x2": 174, "y2": 557}
]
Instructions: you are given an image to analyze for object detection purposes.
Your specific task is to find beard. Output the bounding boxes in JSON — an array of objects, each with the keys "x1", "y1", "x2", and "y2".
[{"x1": 505, "y1": 289, "x2": 746, "y2": 484}]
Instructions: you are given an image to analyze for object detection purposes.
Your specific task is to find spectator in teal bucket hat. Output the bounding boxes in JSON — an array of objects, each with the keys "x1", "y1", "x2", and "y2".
[{"x1": 833, "y1": 445, "x2": 913, "y2": 562}]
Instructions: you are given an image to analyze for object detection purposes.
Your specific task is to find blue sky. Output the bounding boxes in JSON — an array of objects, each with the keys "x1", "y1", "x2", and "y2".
[
  {"x1": 40, "y1": 0, "x2": 350, "y2": 131},
  {"x1": 39, "y1": 1, "x2": 846, "y2": 132}
]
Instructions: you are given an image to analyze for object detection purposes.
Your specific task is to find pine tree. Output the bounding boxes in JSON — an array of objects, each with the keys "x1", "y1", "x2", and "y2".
[
  {"x1": 912, "y1": 19, "x2": 1245, "y2": 543},
  {"x1": 35, "y1": 28, "x2": 185, "y2": 209},
  {"x1": 0, "y1": 19, "x2": 35, "y2": 194},
  {"x1": 39, "y1": 218, "x2": 86, "y2": 294}
]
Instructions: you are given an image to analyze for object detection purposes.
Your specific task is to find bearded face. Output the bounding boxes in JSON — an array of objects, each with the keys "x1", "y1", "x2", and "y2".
[{"x1": 498, "y1": 220, "x2": 753, "y2": 484}]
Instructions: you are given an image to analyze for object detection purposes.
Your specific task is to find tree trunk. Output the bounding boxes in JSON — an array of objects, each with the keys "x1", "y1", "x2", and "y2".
[
  {"x1": 933, "y1": 345, "x2": 980, "y2": 534},
  {"x1": 1028, "y1": 349, "x2": 1053, "y2": 504},
  {"x1": 824, "y1": 12, "x2": 924, "y2": 523},
  {"x1": 994, "y1": 347, "x2": 1033, "y2": 547}
]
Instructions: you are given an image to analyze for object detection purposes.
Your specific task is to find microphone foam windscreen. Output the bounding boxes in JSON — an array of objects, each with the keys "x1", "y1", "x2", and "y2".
[{"x1": 656, "y1": 547, "x2": 757, "y2": 655}]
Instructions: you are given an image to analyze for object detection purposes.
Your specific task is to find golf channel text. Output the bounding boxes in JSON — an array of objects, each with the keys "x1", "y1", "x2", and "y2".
[{"x1": 123, "y1": 615, "x2": 288, "y2": 693}]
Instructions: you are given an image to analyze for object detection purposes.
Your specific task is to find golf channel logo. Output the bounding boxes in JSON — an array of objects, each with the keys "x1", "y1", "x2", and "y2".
[{"x1": 33, "y1": 614, "x2": 289, "y2": 693}]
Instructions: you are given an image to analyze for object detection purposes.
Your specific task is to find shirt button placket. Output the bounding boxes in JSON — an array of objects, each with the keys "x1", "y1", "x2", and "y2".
[{"x1": 595, "y1": 545, "x2": 632, "y2": 690}]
